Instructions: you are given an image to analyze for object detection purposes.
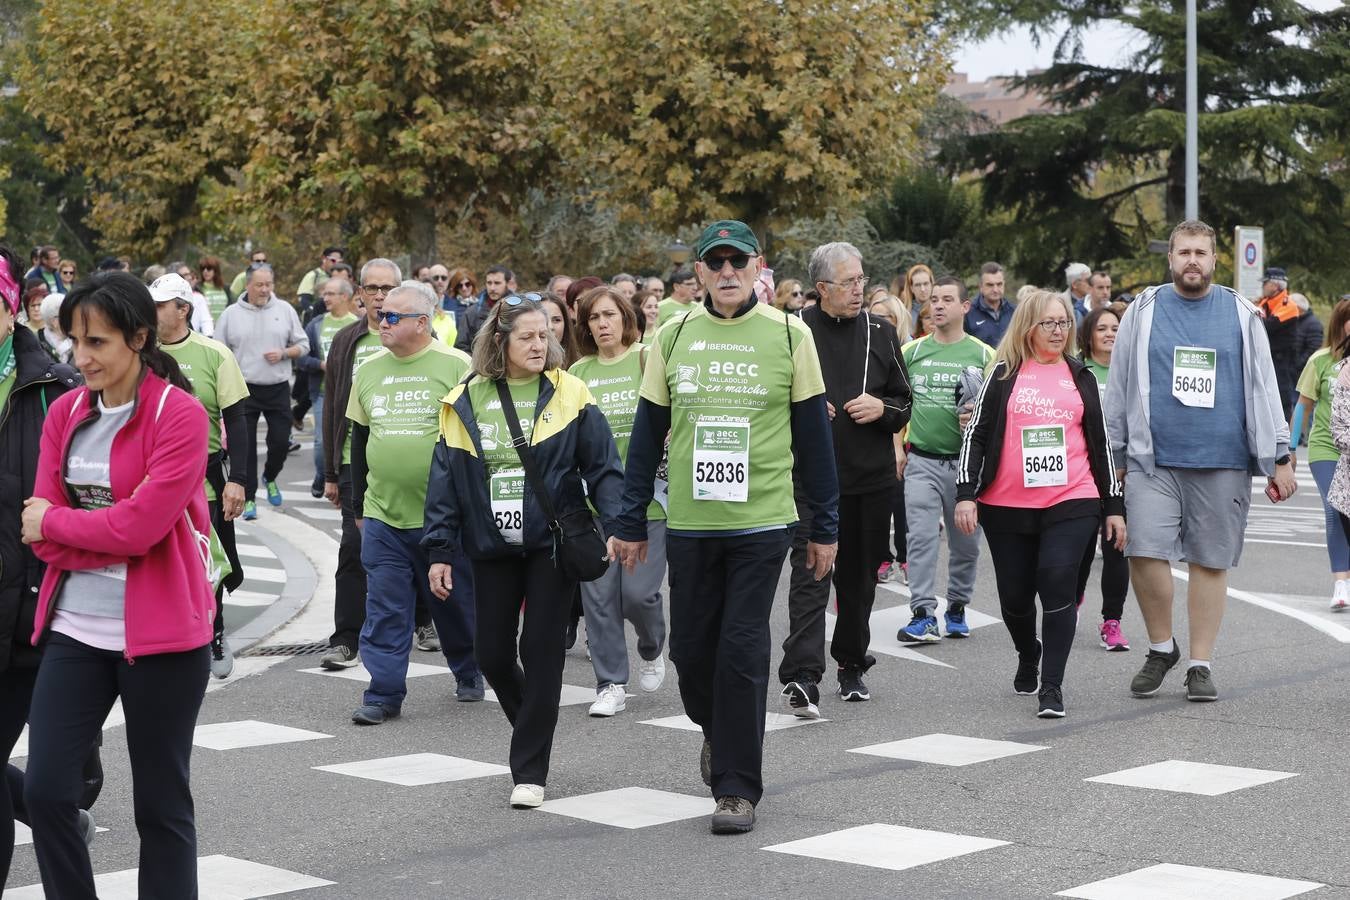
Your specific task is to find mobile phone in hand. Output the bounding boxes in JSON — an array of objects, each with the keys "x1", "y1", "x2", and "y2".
[{"x1": 1266, "y1": 481, "x2": 1282, "y2": 503}]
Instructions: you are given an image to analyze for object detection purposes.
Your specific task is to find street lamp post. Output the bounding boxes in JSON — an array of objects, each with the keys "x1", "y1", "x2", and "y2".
[{"x1": 1185, "y1": 0, "x2": 1198, "y2": 220}]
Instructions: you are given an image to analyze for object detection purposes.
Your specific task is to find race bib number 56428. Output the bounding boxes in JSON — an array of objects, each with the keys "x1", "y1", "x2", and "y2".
[{"x1": 692, "y1": 421, "x2": 750, "y2": 502}]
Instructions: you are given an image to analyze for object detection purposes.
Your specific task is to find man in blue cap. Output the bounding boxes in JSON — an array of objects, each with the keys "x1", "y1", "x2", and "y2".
[{"x1": 610, "y1": 219, "x2": 839, "y2": 835}]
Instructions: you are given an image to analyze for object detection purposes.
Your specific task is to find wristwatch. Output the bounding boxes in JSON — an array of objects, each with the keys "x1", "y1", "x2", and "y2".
[{"x1": 1275, "y1": 454, "x2": 1291, "y2": 466}]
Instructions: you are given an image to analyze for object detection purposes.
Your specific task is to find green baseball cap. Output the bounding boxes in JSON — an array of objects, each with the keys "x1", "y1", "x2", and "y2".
[{"x1": 695, "y1": 220, "x2": 760, "y2": 258}]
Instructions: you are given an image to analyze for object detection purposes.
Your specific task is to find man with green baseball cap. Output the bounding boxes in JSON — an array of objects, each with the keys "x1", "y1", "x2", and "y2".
[{"x1": 608, "y1": 219, "x2": 839, "y2": 834}]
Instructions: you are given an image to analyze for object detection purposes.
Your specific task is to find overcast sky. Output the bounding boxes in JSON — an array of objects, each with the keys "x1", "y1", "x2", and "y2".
[{"x1": 954, "y1": 1, "x2": 1343, "y2": 82}]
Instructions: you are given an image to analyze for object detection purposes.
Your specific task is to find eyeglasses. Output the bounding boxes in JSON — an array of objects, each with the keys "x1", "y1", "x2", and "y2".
[
  {"x1": 824, "y1": 275, "x2": 868, "y2": 290},
  {"x1": 362, "y1": 283, "x2": 399, "y2": 296},
  {"x1": 701, "y1": 253, "x2": 751, "y2": 271},
  {"x1": 504, "y1": 292, "x2": 543, "y2": 307},
  {"x1": 431, "y1": 275, "x2": 450, "y2": 282},
  {"x1": 60, "y1": 269, "x2": 75, "y2": 276},
  {"x1": 459, "y1": 280, "x2": 474, "y2": 288},
  {"x1": 377, "y1": 310, "x2": 427, "y2": 326},
  {"x1": 200, "y1": 265, "x2": 215, "y2": 271},
  {"x1": 791, "y1": 290, "x2": 804, "y2": 297},
  {"x1": 1036, "y1": 319, "x2": 1073, "y2": 333}
]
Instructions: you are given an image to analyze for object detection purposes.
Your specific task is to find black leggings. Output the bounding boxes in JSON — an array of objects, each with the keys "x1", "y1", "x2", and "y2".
[
  {"x1": 1074, "y1": 516, "x2": 1129, "y2": 621},
  {"x1": 24, "y1": 634, "x2": 208, "y2": 899},
  {"x1": 984, "y1": 517, "x2": 1099, "y2": 689},
  {"x1": 243, "y1": 381, "x2": 292, "y2": 498},
  {"x1": 472, "y1": 551, "x2": 576, "y2": 786}
]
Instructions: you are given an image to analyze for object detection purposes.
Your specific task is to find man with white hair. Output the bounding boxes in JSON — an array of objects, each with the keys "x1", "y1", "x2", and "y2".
[
  {"x1": 35, "y1": 292, "x2": 72, "y2": 363},
  {"x1": 346, "y1": 280, "x2": 484, "y2": 725},
  {"x1": 1063, "y1": 262, "x2": 1092, "y2": 322},
  {"x1": 779, "y1": 242, "x2": 910, "y2": 713}
]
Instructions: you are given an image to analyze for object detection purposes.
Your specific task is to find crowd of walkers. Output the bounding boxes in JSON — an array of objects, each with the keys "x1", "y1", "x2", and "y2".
[{"x1": 0, "y1": 214, "x2": 1336, "y2": 893}]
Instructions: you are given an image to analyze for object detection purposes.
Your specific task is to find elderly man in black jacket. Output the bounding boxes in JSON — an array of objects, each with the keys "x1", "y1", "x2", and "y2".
[{"x1": 779, "y1": 242, "x2": 912, "y2": 715}]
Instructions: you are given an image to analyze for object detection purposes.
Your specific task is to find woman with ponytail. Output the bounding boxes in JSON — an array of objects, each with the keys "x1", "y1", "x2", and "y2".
[{"x1": 19, "y1": 271, "x2": 215, "y2": 897}]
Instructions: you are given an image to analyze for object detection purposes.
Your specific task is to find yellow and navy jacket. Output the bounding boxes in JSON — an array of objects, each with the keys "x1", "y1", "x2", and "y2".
[{"x1": 422, "y1": 368, "x2": 624, "y2": 562}]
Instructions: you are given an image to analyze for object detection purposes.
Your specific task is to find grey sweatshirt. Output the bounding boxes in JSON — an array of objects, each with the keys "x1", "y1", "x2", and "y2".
[
  {"x1": 213, "y1": 294, "x2": 309, "y2": 385},
  {"x1": 1105, "y1": 283, "x2": 1290, "y2": 477}
]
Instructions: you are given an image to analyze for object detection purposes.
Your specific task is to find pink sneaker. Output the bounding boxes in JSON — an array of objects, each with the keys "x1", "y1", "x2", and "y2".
[
  {"x1": 877, "y1": 562, "x2": 893, "y2": 583},
  {"x1": 1099, "y1": 619, "x2": 1130, "y2": 651}
]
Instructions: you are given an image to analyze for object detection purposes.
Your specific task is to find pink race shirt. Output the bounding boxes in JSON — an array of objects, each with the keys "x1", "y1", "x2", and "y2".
[{"x1": 981, "y1": 360, "x2": 1100, "y2": 509}]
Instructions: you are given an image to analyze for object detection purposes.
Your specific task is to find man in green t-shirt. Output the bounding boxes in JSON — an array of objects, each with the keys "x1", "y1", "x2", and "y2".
[
  {"x1": 345, "y1": 282, "x2": 483, "y2": 725},
  {"x1": 898, "y1": 275, "x2": 995, "y2": 644},
  {"x1": 298, "y1": 278, "x2": 361, "y2": 497},
  {"x1": 656, "y1": 267, "x2": 699, "y2": 326},
  {"x1": 152, "y1": 272, "x2": 252, "y2": 679},
  {"x1": 610, "y1": 220, "x2": 839, "y2": 836}
]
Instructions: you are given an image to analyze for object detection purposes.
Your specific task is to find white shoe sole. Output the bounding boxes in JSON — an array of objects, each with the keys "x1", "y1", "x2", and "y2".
[
  {"x1": 1037, "y1": 708, "x2": 1066, "y2": 718},
  {"x1": 1099, "y1": 640, "x2": 1131, "y2": 651},
  {"x1": 780, "y1": 684, "x2": 820, "y2": 719}
]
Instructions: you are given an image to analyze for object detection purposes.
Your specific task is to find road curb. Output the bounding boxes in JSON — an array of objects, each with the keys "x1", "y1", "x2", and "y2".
[{"x1": 226, "y1": 508, "x2": 324, "y2": 653}]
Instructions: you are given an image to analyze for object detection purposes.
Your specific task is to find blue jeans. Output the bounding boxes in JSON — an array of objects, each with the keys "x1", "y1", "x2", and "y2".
[
  {"x1": 1310, "y1": 459, "x2": 1350, "y2": 572},
  {"x1": 359, "y1": 518, "x2": 479, "y2": 709},
  {"x1": 311, "y1": 392, "x2": 325, "y2": 486}
]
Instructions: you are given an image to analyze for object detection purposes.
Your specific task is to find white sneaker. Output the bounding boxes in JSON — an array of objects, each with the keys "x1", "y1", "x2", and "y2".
[
  {"x1": 588, "y1": 683, "x2": 627, "y2": 717},
  {"x1": 638, "y1": 656, "x2": 666, "y2": 692},
  {"x1": 509, "y1": 784, "x2": 545, "y2": 808},
  {"x1": 1332, "y1": 580, "x2": 1349, "y2": 612}
]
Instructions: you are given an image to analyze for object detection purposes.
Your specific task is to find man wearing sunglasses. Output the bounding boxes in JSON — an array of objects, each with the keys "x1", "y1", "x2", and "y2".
[
  {"x1": 346, "y1": 281, "x2": 484, "y2": 725},
  {"x1": 427, "y1": 263, "x2": 453, "y2": 310},
  {"x1": 296, "y1": 246, "x2": 345, "y2": 322},
  {"x1": 657, "y1": 267, "x2": 699, "y2": 326},
  {"x1": 319, "y1": 259, "x2": 435, "y2": 670},
  {"x1": 610, "y1": 219, "x2": 839, "y2": 835}
]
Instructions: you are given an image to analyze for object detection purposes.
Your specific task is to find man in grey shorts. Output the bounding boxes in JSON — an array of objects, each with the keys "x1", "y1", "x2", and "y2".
[{"x1": 1105, "y1": 219, "x2": 1296, "y2": 702}]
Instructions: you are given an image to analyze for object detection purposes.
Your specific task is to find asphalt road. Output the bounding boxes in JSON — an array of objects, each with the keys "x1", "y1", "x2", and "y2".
[{"x1": 4, "y1": 445, "x2": 1347, "y2": 899}]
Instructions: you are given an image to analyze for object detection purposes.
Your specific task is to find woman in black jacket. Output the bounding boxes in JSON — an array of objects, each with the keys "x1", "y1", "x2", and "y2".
[
  {"x1": 423, "y1": 295, "x2": 623, "y2": 810},
  {"x1": 954, "y1": 290, "x2": 1125, "y2": 719},
  {"x1": 0, "y1": 246, "x2": 85, "y2": 887}
]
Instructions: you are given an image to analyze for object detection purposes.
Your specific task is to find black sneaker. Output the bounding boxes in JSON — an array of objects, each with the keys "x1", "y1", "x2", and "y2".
[
  {"x1": 1184, "y1": 665, "x2": 1218, "y2": 702},
  {"x1": 1014, "y1": 640, "x2": 1041, "y2": 695},
  {"x1": 700, "y1": 738, "x2": 712, "y2": 787},
  {"x1": 781, "y1": 679, "x2": 821, "y2": 718},
  {"x1": 710, "y1": 796, "x2": 755, "y2": 834},
  {"x1": 837, "y1": 668, "x2": 870, "y2": 702},
  {"x1": 287, "y1": 441, "x2": 302, "y2": 454},
  {"x1": 1130, "y1": 642, "x2": 1182, "y2": 697},
  {"x1": 1037, "y1": 684, "x2": 1065, "y2": 718}
]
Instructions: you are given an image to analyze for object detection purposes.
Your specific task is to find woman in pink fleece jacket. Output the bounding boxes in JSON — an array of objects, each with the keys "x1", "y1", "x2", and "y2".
[{"x1": 18, "y1": 272, "x2": 213, "y2": 899}]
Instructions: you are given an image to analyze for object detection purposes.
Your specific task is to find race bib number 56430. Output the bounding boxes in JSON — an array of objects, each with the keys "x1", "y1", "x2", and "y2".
[
  {"x1": 1172, "y1": 346, "x2": 1217, "y2": 408},
  {"x1": 692, "y1": 421, "x2": 750, "y2": 502}
]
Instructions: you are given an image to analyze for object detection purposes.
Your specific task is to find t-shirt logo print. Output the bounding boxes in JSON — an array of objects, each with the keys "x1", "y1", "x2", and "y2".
[
  {"x1": 478, "y1": 421, "x2": 501, "y2": 451},
  {"x1": 676, "y1": 363, "x2": 702, "y2": 394},
  {"x1": 369, "y1": 395, "x2": 389, "y2": 417}
]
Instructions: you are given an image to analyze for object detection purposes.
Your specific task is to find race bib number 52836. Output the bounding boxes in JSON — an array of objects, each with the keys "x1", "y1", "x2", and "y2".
[{"x1": 692, "y1": 421, "x2": 750, "y2": 502}]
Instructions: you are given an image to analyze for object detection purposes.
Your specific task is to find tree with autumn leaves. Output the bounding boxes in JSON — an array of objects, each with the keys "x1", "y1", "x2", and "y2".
[{"x1": 9, "y1": 0, "x2": 946, "y2": 267}]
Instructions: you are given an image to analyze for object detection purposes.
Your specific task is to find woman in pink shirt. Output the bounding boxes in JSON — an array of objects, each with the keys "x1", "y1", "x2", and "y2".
[
  {"x1": 955, "y1": 290, "x2": 1125, "y2": 718},
  {"x1": 19, "y1": 272, "x2": 213, "y2": 897}
]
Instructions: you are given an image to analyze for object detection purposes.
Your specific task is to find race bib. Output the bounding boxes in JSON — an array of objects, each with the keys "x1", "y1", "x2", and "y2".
[
  {"x1": 1172, "y1": 346, "x2": 1216, "y2": 408},
  {"x1": 490, "y1": 471, "x2": 525, "y2": 544},
  {"x1": 692, "y1": 420, "x2": 750, "y2": 502},
  {"x1": 1021, "y1": 425, "x2": 1067, "y2": 488}
]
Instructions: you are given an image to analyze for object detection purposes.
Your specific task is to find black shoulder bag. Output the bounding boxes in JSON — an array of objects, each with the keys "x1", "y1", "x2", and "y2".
[{"x1": 495, "y1": 379, "x2": 610, "y2": 582}]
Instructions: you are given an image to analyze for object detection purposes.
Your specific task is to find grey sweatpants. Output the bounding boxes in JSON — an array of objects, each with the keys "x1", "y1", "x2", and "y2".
[
  {"x1": 580, "y1": 519, "x2": 668, "y2": 688},
  {"x1": 904, "y1": 453, "x2": 981, "y2": 615}
]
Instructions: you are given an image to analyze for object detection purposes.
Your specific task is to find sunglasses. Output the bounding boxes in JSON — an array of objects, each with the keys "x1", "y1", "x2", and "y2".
[
  {"x1": 431, "y1": 275, "x2": 451, "y2": 281},
  {"x1": 60, "y1": 269, "x2": 75, "y2": 276},
  {"x1": 701, "y1": 253, "x2": 751, "y2": 270},
  {"x1": 459, "y1": 280, "x2": 474, "y2": 288},
  {"x1": 201, "y1": 265, "x2": 215, "y2": 271},
  {"x1": 377, "y1": 310, "x2": 427, "y2": 326},
  {"x1": 504, "y1": 292, "x2": 543, "y2": 306},
  {"x1": 791, "y1": 290, "x2": 803, "y2": 297}
]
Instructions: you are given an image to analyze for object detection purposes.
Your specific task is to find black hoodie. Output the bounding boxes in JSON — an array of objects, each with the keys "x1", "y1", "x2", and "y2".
[
  {"x1": 0, "y1": 325, "x2": 80, "y2": 671},
  {"x1": 799, "y1": 305, "x2": 911, "y2": 494}
]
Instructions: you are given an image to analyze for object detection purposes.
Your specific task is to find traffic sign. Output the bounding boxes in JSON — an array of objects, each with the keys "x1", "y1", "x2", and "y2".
[{"x1": 1235, "y1": 226, "x2": 1264, "y2": 300}]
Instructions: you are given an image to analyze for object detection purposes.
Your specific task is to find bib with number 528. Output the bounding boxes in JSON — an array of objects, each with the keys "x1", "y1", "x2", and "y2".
[
  {"x1": 1172, "y1": 346, "x2": 1217, "y2": 408},
  {"x1": 490, "y1": 471, "x2": 525, "y2": 543},
  {"x1": 1021, "y1": 425, "x2": 1067, "y2": 488},
  {"x1": 692, "y1": 420, "x2": 750, "y2": 502}
]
